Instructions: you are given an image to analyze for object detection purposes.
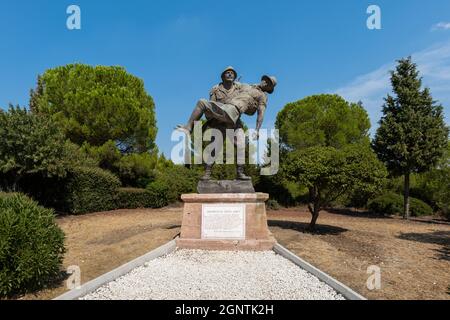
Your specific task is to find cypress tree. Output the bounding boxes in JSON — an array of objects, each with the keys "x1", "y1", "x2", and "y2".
[{"x1": 373, "y1": 57, "x2": 449, "y2": 219}]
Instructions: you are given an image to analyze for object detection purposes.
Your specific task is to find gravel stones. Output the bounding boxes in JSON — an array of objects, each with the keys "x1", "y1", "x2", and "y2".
[{"x1": 81, "y1": 249, "x2": 345, "y2": 300}]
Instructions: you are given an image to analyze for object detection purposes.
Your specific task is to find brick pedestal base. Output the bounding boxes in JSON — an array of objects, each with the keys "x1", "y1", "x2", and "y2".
[{"x1": 176, "y1": 193, "x2": 277, "y2": 251}]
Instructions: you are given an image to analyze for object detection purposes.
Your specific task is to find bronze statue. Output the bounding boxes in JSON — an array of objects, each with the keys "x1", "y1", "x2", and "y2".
[
  {"x1": 177, "y1": 71, "x2": 277, "y2": 181},
  {"x1": 209, "y1": 66, "x2": 242, "y2": 103},
  {"x1": 201, "y1": 67, "x2": 243, "y2": 180}
]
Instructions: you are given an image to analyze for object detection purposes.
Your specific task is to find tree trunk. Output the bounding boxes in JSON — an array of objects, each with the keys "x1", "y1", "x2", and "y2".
[
  {"x1": 309, "y1": 206, "x2": 320, "y2": 230},
  {"x1": 308, "y1": 186, "x2": 320, "y2": 230},
  {"x1": 403, "y1": 172, "x2": 410, "y2": 220},
  {"x1": 12, "y1": 175, "x2": 20, "y2": 192}
]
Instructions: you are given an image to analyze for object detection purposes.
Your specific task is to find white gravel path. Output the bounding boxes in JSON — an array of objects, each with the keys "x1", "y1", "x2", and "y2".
[{"x1": 81, "y1": 249, "x2": 345, "y2": 300}]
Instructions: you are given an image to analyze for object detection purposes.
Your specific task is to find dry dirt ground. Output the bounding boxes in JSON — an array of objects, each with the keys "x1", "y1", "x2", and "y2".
[
  {"x1": 269, "y1": 207, "x2": 450, "y2": 300},
  {"x1": 20, "y1": 205, "x2": 449, "y2": 300}
]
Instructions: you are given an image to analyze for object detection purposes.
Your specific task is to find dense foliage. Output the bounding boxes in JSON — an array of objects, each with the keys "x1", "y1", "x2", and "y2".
[
  {"x1": 116, "y1": 188, "x2": 166, "y2": 209},
  {"x1": 58, "y1": 167, "x2": 121, "y2": 214},
  {"x1": 384, "y1": 143, "x2": 450, "y2": 218},
  {"x1": 0, "y1": 193, "x2": 65, "y2": 297},
  {"x1": 151, "y1": 162, "x2": 200, "y2": 202},
  {"x1": 275, "y1": 94, "x2": 386, "y2": 228},
  {"x1": 146, "y1": 181, "x2": 170, "y2": 208},
  {"x1": 282, "y1": 145, "x2": 387, "y2": 229},
  {"x1": 0, "y1": 106, "x2": 68, "y2": 189},
  {"x1": 81, "y1": 141, "x2": 158, "y2": 188},
  {"x1": 368, "y1": 192, "x2": 433, "y2": 217}
]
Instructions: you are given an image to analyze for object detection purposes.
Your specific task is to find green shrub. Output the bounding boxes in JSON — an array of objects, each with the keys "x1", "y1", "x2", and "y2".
[
  {"x1": 368, "y1": 192, "x2": 433, "y2": 217},
  {"x1": 82, "y1": 141, "x2": 158, "y2": 188},
  {"x1": 368, "y1": 192, "x2": 403, "y2": 215},
  {"x1": 117, "y1": 188, "x2": 159, "y2": 209},
  {"x1": 409, "y1": 197, "x2": 434, "y2": 217},
  {"x1": 116, "y1": 153, "x2": 157, "y2": 188},
  {"x1": 152, "y1": 165, "x2": 199, "y2": 202},
  {"x1": 146, "y1": 180, "x2": 170, "y2": 208},
  {"x1": 266, "y1": 199, "x2": 281, "y2": 210},
  {"x1": 256, "y1": 174, "x2": 306, "y2": 207},
  {"x1": 384, "y1": 169, "x2": 450, "y2": 217},
  {"x1": 0, "y1": 106, "x2": 71, "y2": 190},
  {"x1": 60, "y1": 167, "x2": 121, "y2": 214},
  {"x1": 0, "y1": 193, "x2": 65, "y2": 297}
]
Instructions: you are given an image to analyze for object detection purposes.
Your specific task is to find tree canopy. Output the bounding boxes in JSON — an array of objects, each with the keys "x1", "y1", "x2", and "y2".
[
  {"x1": 30, "y1": 64, "x2": 157, "y2": 154},
  {"x1": 276, "y1": 94, "x2": 371, "y2": 151}
]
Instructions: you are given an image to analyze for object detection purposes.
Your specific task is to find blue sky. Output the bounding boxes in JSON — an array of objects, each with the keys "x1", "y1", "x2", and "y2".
[{"x1": 1, "y1": 0, "x2": 450, "y2": 156}]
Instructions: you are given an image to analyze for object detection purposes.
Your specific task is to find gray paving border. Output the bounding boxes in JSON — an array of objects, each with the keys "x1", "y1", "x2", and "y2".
[
  {"x1": 54, "y1": 239, "x2": 366, "y2": 300},
  {"x1": 273, "y1": 243, "x2": 366, "y2": 300},
  {"x1": 53, "y1": 240, "x2": 177, "y2": 300}
]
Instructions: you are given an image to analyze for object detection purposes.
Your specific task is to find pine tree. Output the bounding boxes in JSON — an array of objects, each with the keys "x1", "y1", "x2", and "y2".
[{"x1": 373, "y1": 57, "x2": 449, "y2": 219}]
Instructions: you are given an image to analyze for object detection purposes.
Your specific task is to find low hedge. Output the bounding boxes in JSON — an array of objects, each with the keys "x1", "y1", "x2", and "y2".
[
  {"x1": 116, "y1": 188, "x2": 163, "y2": 209},
  {"x1": 146, "y1": 180, "x2": 170, "y2": 208},
  {"x1": 60, "y1": 167, "x2": 121, "y2": 214},
  {"x1": 152, "y1": 165, "x2": 199, "y2": 202},
  {"x1": 0, "y1": 193, "x2": 65, "y2": 298},
  {"x1": 368, "y1": 192, "x2": 433, "y2": 217},
  {"x1": 266, "y1": 199, "x2": 281, "y2": 210}
]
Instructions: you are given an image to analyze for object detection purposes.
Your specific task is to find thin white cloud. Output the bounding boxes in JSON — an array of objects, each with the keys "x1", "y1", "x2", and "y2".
[
  {"x1": 335, "y1": 62, "x2": 392, "y2": 104},
  {"x1": 432, "y1": 22, "x2": 450, "y2": 31},
  {"x1": 335, "y1": 41, "x2": 450, "y2": 129}
]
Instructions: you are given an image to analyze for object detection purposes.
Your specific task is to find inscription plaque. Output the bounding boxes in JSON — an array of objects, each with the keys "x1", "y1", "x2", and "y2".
[{"x1": 201, "y1": 204, "x2": 246, "y2": 239}]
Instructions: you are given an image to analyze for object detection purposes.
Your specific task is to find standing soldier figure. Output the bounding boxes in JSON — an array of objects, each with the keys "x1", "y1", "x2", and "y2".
[
  {"x1": 201, "y1": 67, "x2": 242, "y2": 180},
  {"x1": 209, "y1": 66, "x2": 242, "y2": 103}
]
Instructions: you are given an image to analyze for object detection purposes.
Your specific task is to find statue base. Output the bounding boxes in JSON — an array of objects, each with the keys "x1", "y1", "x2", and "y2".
[
  {"x1": 176, "y1": 193, "x2": 276, "y2": 251},
  {"x1": 197, "y1": 180, "x2": 255, "y2": 194}
]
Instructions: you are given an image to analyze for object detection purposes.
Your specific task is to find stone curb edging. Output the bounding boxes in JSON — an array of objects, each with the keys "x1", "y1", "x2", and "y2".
[
  {"x1": 53, "y1": 239, "x2": 366, "y2": 300},
  {"x1": 53, "y1": 240, "x2": 177, "y2": 300},
  {"x1": 273, "y1": 243, "x2": 367, "y2": 300}
]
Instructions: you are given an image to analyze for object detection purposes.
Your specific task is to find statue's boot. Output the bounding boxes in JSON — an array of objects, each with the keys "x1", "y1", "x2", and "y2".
[
  {"x1": 201, "y1": 164, "x2": 213, "y2": 180},
  {"x1": 236, "y1": 165, "x2": 251, "y2": 180},
  {"x1": 176, "y1": 101, "x2": 206, "y2": 133}
]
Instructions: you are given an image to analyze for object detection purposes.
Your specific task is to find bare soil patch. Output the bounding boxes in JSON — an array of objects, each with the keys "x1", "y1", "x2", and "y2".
[{"x1": 268, "y1": 207, "x2": 450, "y2": 300}]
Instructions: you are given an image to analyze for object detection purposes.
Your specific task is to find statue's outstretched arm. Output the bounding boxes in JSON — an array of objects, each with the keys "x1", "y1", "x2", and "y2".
[{"x1": 255, "y1": 105, "x2": 266, "y2": 139}]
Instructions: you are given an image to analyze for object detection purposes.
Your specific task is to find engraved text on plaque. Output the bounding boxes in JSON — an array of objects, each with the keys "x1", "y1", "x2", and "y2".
[{"x1": 201, "y1": 204, "x2": 246, "y2": 239}]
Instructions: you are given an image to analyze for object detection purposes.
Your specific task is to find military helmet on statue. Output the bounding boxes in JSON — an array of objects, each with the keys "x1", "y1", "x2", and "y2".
[
  {"x1": 261, "y1": 75, "x2": 277, "y2": 94},
  {"x1": 221, "y1": 66, "x2": 238, "y2": 82}
]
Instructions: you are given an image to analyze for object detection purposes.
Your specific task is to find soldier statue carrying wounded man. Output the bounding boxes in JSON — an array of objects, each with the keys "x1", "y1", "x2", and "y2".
[{"x1": 177, "y1": 66, "x2": 277, "y2": 181}]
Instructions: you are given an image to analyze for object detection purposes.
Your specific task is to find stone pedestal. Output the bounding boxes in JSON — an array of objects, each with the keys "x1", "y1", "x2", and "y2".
[
  {"x1": 197, "y1": 180, "x2": 255, "y2": 194},
  {"x1": 176, "y1": 193, "x2": 276, "y2": 251}
]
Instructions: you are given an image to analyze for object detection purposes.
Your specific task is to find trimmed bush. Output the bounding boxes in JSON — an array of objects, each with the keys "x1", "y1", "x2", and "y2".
[
  {"x1": 0, "y1": 193, "x2": 65, "y2": 297},
  {"x1": 368, "y1": 192, "x2": 433, "y2": 217},
  {"x1": 153, "y1": 165, "x2": 199, "y2": 202},
  {"x1": 368, "y1": 192, "x2": 403, "y2": 215},
  {"x1": 266, "y1": 199, "x2": 281, "y2": 210},
  {"x1": 146, "y1": 180, "x2": 170, "y2": 208},
  {"x1": 116, "y1": 153, "x2": 157, "y2": 188},
  {"x1": 116, "y1": 187, "x2": 163, "y2": 209},
  {"x1": 60, "y1": 167, "x2": 121, "y2": 214},
  {"x1": 409, "y1": 197, "x2": 434, "y2": 217}
]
